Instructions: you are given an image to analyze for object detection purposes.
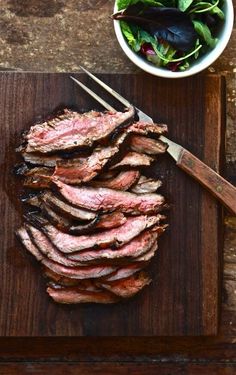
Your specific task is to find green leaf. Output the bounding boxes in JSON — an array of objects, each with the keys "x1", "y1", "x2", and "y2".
[
  {"x1": 117, "y1": 0, "x2": 164, "y2": 10},
  {"x1": 211, "y1": 6, "x2": 225, "y2": 20},
  {"x1": 178, "y1": 0, "x2": 194, "y2": 12},
  {"x1": 120, "y1": 21, "x2": 141, "y2": 51},
  {"x1": 193, "y1": 19, "x2": 217, "y2": 48}
]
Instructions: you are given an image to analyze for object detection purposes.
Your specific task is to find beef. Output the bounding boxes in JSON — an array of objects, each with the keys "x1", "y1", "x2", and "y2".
[
  {"x1": 47, "y1": 286, "x2": 119, "y2": 304},
  {"x1": 68, "y1": 231, "x2": 157, "y2": 262},
  {"x1": 52, "y1": 132, "x2": 127, "y2": 184},
  {"x1": 22, "y1": 167, "x2": 53, "y2": 189},
  {"x1": 90, "y1": 170, "x2": 140, "y2": 190},
  {"x1": 130, "y1": 135, "x2": 168, "y2": 155},
  {"x1": 22, "y1": 152, "x2": 63, "y2": 167},
  {"x1": 95, "y1": 212, "x2": 127, "y2": 229},
  {"x1": 26, "y1": 225, "x2": 80, "y2": 267},
  {"x1": 127, "y1": 121, "x2": 168, "y2": 136},
  {"x1": 42, "y1": 215, "x2": 164, "y2": 253},
  {"x1": 43, "y1": 267, "x2": 81, "y2": 287},
  {"x1": 25, "y1": 107, "x2": 135, "y2": 153},
  {"x1": 26, "y1": 208, "x2": 126, "y2": 235},
  {"x1": 104, "y1": 263, "x2": 146, "y2": 282},
  {"x1": 98, "y1": 271, "x2": 151, "y2": 298},
  {"x1": 131, "y1": 175, "x2": 162, "y2": 194},
  {"x1": 135, "y1": 242, "x2": 158, "y2": 262},
  {"x1": 17, "y1": 226, "x2": 117, "y2": 279},
  {"x1": 54, "y1": 180, "x2": 165, "y2": 214},
  {"x1": 110, "y1": 152, "x2": 153, "y2": 169},
  {"x1": 41, "y1": 191, "x2": 97, "y2": 221},
  {"x1": 67, "y1": 230, "x2": 160, "y2": 263}
]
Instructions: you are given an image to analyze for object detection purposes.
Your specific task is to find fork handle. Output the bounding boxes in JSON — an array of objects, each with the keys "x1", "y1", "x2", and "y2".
[{"x1": 177, "y1": 149, "x2": 236, "y2": 215}]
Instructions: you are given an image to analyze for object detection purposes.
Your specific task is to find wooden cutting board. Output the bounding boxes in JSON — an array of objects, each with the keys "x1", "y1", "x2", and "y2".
[{"x1": 0, "y1": 72, "x2": 224, "y2": 336}]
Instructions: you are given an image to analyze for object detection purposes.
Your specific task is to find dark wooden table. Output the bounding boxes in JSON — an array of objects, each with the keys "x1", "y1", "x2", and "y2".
[{"x1": 0, "y1": 1, "x2": 235, "y2": 373}]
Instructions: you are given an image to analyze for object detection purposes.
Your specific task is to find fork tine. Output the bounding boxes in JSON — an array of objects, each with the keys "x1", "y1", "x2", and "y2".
[
  {"x1": 70, "y1": 76, "x2": 116, "y2": 112},
  {"x1": 79, "y1": 66, "x2": 131, "y2": 108}
]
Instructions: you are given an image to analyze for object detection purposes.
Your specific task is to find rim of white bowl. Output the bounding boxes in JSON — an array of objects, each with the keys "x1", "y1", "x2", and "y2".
[{"x1": 113, "y1": 1, "x2": 234, "y2": 78}]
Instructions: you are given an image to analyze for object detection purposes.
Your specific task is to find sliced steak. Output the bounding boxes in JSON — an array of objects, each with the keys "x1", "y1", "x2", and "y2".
[
  {"x1": 110, "y1": 152, "x2": 153, "y2": 169},
  {"x1": 131, "y1": 175, "x2": 162, "y2": 194},
  {"x1": 26, "y1": 225, "x2": 80, "y2": 267},
  {"x1": 130, "y1": 135, "x2": 168, "y2": 155},
  {"x1": 52, "y1": 132, "x2": 127, "y2": 184},
  {"x1": 17, "y1": 227, "x2": 116, "y2": 279},
  {"x1": 22, "y1": 152, "x2": 63, "y2": 167},
  {"x1": 25, "y1": 107, "x2": 135, "y2": 153},
  {"x1": 136, "y1": 242, "x2": 158, "y2": 262},
  {"x1": 23, "y1": 167, "x2": 54, "y2": 189},
  {"x1": 47, "y1": 286, "x2": 119, "y2": 304},
  {"x1": 67, "y1": 229, "x2": 160, "y2": 263},
  {"x1": 90, "y1": 170, "x2": 140, "y2": 191},
  {"x1": 54, "y1": 180, "x2": 165, "y2": 214},
  {"x1": 98, "y1": 271, "x2": 151, "y2": 298},
  {"x1": 41, "y1": 191, "x2": 97, "y2": 221},
  {"x1": 43, "y1": 267, "x2": 81, "y2": 287},
  {"x1": 26, "y1": 208, "x2": 126, "y2": 235},
  {"x1": 43, "y1": 215, "x2": 164, "y2": 254},
  {"x1": 127, "y1": 121, "x2": 168, "y2": 136},
  {"x1": 104, "y1": 263, "x2": 146, "y2": 282}
]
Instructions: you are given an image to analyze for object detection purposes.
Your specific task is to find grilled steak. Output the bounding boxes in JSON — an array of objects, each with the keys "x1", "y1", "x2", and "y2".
[
  {"x1": 43, "y1": 267, "x2": 81, "y2": 287},
  {"x1": 25, "y1": 107, "x2": 135, "y2": 153},
  {"x1": 104, "y1": 263, "x2": 146, "y2": 282},
  {"x1": 26, "y1": 208, "x2": 126, "y2": 235},
  {"x1": 17, "y1": 227, "x2": 116, "y2": 279},
  {"x1": 130, "y1": 135, "x2": 168, "y2": 155},
  {"x1": 131, "y1": 175, "x2": 162, "y2": 194},
  {"x1": 54, "y1": 180, "x2": 165, "y2": 214},
  {"x1": 135, "y1": 242, "x2": 158, "y2": 262},
  {"x1": 127, "y1": 121, "x2": 168, "y2": 136},
  {"x1": 90, "y1": 170, "x2": 140, "y2": 190},
  {"x1": 52, "y1": 132, "x2": 127, "y2": 184},
  {"x1": 110, "y1": 152, "x2": 154, "y2": 169},
  {"x1": 43, "y1": 215, "x2": 164, "y2": 253},
  {"x1": 22, "y1": 167, "x2": 53, "y2": 189},
  {"x1": 67, "y1": 230, "x2": 160, "y2": 263},
  {"x1": 21, "y1": 152, "x2": 63, "y2": 167},
  {"x1": 41, "y1": 191, "x2": 97, "y2": 221},
  {"x1": 98, "y1": 271, "x2": 151, "y2": 298},
  {"x1": 47, "y1": 286, "x2": 119, "y2": 304}
]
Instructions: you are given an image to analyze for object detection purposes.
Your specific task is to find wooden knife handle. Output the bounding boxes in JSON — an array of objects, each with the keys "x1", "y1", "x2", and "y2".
[{"x1": 178, "y1": 149, "x2": 236, "y2": 215}]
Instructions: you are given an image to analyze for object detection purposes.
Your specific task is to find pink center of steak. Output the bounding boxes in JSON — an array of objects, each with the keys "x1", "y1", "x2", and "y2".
[{"x1": 54, "y1": 180, "x2": 165, "y2": 214}]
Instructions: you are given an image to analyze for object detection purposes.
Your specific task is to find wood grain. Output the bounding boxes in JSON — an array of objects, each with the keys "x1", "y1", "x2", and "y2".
[{"x1": 0, "y1": 72, "x2": 223, "y2": 337}]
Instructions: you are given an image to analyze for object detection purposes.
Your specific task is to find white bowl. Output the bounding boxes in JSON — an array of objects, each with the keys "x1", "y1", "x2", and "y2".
[{"x1": 113, "y1": 0, "x2": 234, "y2": 78}]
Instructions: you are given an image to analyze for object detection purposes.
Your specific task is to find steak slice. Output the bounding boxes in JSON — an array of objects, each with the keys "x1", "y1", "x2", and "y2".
[
  {"x1": 47, "y1": 286, "x2": 119, "y2": 304},
  {"x1": 41, "y1": 191, "x2": 97, "y2": 221},
  {"x1": 43, "y1": 215, "x2": 164, "y2": 254},
  {"x1": 67, "y1": 229, "x2": 161, "y2": 263},
  {"x1": 26, "y1": 208, "x2": 126, "y2": 235},
  {"x1": 54, "y1": 180, "x2": 165, "y2": 214},
  {"x1": 22, "y1": 167, "x2": 54, "y2": 189},
  {"x1": 26, "y1": 225, "x2": 80, "y2": 267},
  {"x1": 104, "y1": 263, "x2": 146, "y2": 282},
  {"x1": 110, "y1": 152, "x2": 153, "y2": 169},
  {"x1": 90, "y1": 170, "x2": 140, "y2": 190},
  {"x1": 130, "y1": 135, "x2": 168, "y2": 155},
  {"x1": 127, "y1": 121, "x2": 168, "y2": 136},
  {"x1": 135, "y1": 242, "x2": 158, "y2": 262},
  {"x1": 17, "y1": 227, "x2": 116, "y2": 279},
  {"x1": 98, "y1": 271, "x2": 151, "y2": 298},
  {"x1": 131, "y1": 175, "x2": 162, "y2": 194},
  {"x1": 43, "y1": 267, "x2": 82, "y2": 287},
  {"x1": 22, "y1": 152, "x2": 63, "y2": 167},
  {"x1": 52, "y1": 132, "x2": 127, "y2": 185},
  {"x1": 25, "y1": 107, "x2": 135, "y2": 153}
]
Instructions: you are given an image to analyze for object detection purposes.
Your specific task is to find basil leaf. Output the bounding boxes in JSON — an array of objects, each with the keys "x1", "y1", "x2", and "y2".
[
  {"x1": 178, "y1": 0, "x2": 194, "y2": 12},
  {"x1": 193, "y1": 19, "x2": 217, "y2": 48}
]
